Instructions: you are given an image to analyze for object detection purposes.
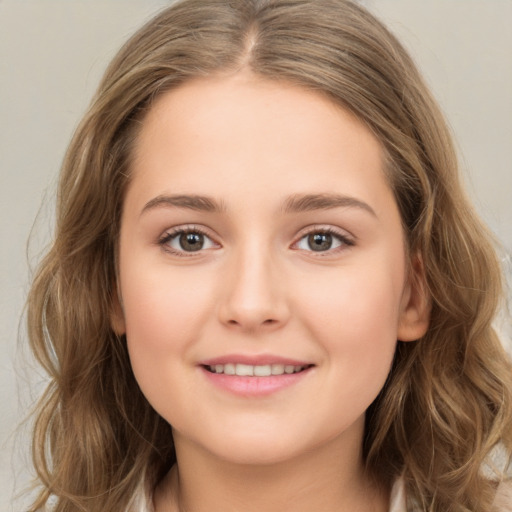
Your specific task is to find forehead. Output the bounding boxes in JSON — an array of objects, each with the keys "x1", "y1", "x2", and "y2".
[{"x1": 127, "y1": 73, "x2": 395, "y2": 220}]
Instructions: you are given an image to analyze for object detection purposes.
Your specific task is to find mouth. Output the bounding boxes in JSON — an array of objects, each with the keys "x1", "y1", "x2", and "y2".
[
  {"x1": 199, "y1": 359, "x2": 315, "y2": 396},
  {"x1": 202, "y1": 363, "x2": 314, "y2": 377}
]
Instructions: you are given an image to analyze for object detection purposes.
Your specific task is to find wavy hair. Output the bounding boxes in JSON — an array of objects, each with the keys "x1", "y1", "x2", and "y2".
[{"x1": 27, "y1": 0, "x2": 512, "y2": 510}]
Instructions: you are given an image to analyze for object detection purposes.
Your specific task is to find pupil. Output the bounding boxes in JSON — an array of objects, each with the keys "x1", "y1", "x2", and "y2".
[
  {"x1": 308, "y1": 233, "x2": 332, "y2": 252},
  {"x1": 180, "y1": 232, "x2": 203, "y2": 251}
]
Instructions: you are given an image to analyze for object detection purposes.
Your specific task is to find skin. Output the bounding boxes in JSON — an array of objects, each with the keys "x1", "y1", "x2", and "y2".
[{"x1": 112, "y1": 72, "x2": 429, "y2": 512}]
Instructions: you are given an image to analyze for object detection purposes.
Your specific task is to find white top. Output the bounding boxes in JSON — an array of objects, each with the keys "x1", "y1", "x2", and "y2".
[{"x1": 131, "y1": 478, "x2": 512, "y2": 511}]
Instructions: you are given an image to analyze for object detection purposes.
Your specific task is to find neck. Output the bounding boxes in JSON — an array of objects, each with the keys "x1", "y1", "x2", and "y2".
[{"x1": 154, "y1": 431, "x2": 389, "y2": 512}]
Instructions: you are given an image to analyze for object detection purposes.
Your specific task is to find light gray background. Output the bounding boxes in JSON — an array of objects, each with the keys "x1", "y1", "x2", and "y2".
[{"x1": 1, "y1": 1, "x2": 511, "y2": 510}]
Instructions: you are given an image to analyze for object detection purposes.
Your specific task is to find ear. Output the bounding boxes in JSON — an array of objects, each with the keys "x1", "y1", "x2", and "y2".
[
  {"x1": 110, "y1": 282, "x2": 126, "y2": 335},
  {"x1": 397, "y1": 252, "x2": 431, "y2": 342}
]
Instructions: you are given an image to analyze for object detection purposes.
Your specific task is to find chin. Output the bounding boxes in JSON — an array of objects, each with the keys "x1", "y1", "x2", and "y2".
[{"x1": 197, "y1": 431, "x2": 308, "y2": 467}]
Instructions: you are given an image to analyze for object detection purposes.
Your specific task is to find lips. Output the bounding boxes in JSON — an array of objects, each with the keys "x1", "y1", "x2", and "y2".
[{"x1": 199, "y1": 355, "x2": 314, "y2": 396}]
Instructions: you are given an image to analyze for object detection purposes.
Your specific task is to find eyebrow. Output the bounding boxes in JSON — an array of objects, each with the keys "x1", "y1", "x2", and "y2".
[
  {"x1": 140, "y1": 192, "x2": 376, "y2": 217},
  {"x1": 141, "y1": 194, "x2": 227, "y2": 215},
  {"x1": 282, "y1": 193, "x2": 376, "y2": 217}
]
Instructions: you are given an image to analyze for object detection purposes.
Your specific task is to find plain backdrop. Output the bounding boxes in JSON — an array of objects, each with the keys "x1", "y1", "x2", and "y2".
[{"x1": 1, "y1": 1, "x2": 511, "y2": 510}]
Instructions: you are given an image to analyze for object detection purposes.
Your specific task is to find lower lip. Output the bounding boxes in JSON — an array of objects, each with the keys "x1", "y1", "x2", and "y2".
[{"x1": 200, "y1": 367, "x2": 313, "y2": 397}]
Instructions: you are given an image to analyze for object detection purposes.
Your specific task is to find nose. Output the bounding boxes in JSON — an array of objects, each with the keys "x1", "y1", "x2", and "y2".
[{"x1": 217, "y1": 246, "x2": 290, "y2": 333}]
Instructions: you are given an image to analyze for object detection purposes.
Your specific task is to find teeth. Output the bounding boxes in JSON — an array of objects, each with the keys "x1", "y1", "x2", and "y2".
[
  {"x1": 236, "y1": 364, "x2": 254, "y2": 376},
  {"x1": 254, "y1": 365, "x2": 272, "y2": 377},
  {"x1": 207, "y1": 363, "x2": 307, "y2": 376},
  {"x1": 224, "y1": 363, "x2": 235, "y2": 375},
  {"x1": 271, "y1": 364, "x2": 284, "y2": 375}
]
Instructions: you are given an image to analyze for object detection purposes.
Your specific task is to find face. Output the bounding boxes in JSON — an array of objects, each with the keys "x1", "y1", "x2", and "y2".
[{"x1": 113, "y1": 73, "x2": 428, "y2": 466}]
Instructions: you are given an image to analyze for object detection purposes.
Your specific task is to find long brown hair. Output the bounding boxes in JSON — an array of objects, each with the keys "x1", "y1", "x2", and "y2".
[{"x1": 27, "y1": 1, "x2": 512, "y2": 510}]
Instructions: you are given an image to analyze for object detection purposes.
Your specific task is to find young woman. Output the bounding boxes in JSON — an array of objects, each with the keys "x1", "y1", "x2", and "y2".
[{"x1": 26, "y1": 0, "x2": 512, "y2": 510}]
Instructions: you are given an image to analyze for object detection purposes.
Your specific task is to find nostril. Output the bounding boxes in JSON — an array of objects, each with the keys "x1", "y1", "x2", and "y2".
[{"x1": 225, "y1": 318, "x2": 278, "y2": 328}]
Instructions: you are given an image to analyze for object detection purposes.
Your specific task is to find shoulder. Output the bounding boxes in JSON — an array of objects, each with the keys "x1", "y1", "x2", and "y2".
[
  {"x1": 493, "y1": 481, "x2": 512, "y2": 512},
  {"x1": 390, "y1": 478, "x2": 512, "y2": 512},
  {"x1": 127, "y1": 483, "x2": 154, "y2": 512},
  {"x1": 389, "y1": 478, "x2": 406, "y2": 512}
]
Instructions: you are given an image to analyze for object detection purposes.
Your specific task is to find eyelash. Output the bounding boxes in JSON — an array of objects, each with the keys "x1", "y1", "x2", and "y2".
[
  {"x1": 158, "y1": 225, "x2": 218, "y2": 257},
  {"x1": 292, "y1": 227, "x2": 355, "y2": 255},
  {"x1": 157, "y1": 225, "x2": 354, "y2": 257}
]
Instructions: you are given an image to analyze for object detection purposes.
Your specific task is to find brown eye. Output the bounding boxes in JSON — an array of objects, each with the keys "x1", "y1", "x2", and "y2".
[
  {"x1": 179, "y1": 232, "x2": 204, "y2": 252},
  {"x1": 160, "y1": 228, "x2": 217, "y2": 255},
  {"x1": 294, "y1": 229, "x2": 352, "y2": 254},
  {"x1": 307, "y1": 233, "x2": 333, "y2": 251}
]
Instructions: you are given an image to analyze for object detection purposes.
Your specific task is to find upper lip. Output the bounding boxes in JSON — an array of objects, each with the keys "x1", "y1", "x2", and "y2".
[{"x1": 199, "y1": 354, "x2": 314, "y2": 367}]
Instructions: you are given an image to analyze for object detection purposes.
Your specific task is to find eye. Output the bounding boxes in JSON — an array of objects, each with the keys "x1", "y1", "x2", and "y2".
[
  {"x1": 294, "y1": 229, "x2": 353, "y2": 253},
  {"x1": 159, "y1": 227, "x2": 218, "y2": 255}
]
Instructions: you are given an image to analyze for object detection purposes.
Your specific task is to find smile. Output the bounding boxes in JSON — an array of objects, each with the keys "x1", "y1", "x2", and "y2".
[
  {"x1": 200, "y1": 359, "x2": 315, "y2": 396},
  {"x1": 204, "y1": 363, "x2": 311, "y2": 376}
]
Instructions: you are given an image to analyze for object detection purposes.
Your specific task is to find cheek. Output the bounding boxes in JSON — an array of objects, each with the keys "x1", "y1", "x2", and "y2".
[
  {"x1": 294, "y1": 263, "x2": 403, "y2": 383},
  {"x1": 120, "y1": 265, "x2": 216, "y2": 385},
  {"x1": 297, "y1": 263, "x2": 402, "y2": 335}
]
